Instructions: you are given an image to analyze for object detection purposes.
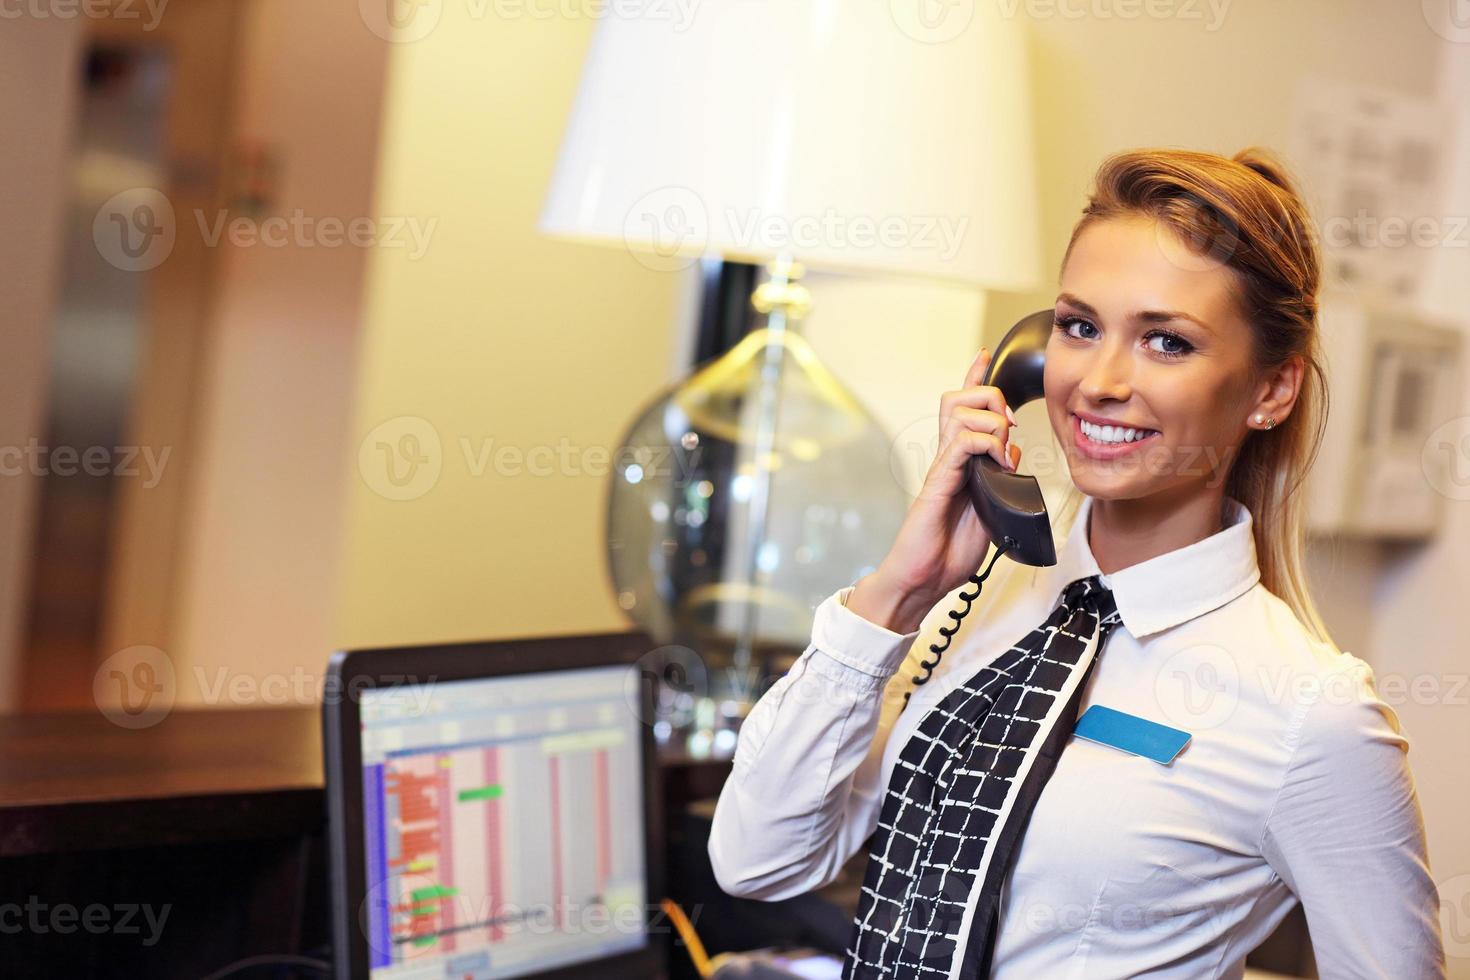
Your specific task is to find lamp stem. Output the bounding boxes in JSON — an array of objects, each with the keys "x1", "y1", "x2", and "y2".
[{"x1": 731, "y1": 256, "x2": 809, "y2": 694}]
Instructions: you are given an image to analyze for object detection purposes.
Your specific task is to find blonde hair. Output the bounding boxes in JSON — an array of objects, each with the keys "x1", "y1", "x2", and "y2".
[{"x1": 1058, "y1": 146, "x2": 1333, "y2": 645}]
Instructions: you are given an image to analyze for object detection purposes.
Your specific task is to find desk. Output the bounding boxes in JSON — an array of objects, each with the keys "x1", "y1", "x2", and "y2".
[
  {"x1": 0, "y1": 708, "x2": 332, "y2": 978},
  {"x1": 0, "y1": 706, "x2": 733, "y2": 978},
  {"x1": 0, "y1": 707, "x2": 323, "y2": 857}
]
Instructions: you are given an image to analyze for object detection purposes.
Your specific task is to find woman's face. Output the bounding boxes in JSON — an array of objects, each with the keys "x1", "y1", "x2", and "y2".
[{"x1": 1043, "y1": 213, "x2": 1270, "y2": 502}]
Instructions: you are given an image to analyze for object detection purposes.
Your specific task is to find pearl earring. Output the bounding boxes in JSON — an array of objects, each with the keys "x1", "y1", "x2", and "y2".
[{"x1": 1254, "y1": 413, "x2": 1277, "y2": 430}]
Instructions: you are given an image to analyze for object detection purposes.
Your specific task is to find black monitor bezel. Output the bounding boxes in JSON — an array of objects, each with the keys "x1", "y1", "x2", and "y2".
[{"x1": 324, "y1": 631, "x2": 665, "y2": 980}]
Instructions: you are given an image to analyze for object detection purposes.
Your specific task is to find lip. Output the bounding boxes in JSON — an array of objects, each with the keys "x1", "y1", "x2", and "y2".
[{"x1": 1070, "y1": 412, "x2": 1161, "y2": 461}]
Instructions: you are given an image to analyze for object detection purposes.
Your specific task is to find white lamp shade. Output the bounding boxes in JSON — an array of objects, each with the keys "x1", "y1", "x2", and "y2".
[{"x1": 540, "y1": 0, "x2": 1043, "y2": 290}]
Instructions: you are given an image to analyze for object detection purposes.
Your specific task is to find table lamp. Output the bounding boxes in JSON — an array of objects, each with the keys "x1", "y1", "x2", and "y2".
[{"x1": 540, "y1": 0, "x2": 1042, "y2": 732}]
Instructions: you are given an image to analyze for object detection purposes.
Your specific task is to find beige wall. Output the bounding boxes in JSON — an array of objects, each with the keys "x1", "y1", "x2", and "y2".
[
  {"x1": 1386, "y1": 38, "x2": 1470, "y2": 975},
  {"x1": 336, "y1": 12, "x2": 681, "y2": 647},
  {"x1": 168, "y1": 0, "x2": 388, "y2": 704},
  {"x1": 0, "y1": 21, "x2": 81, "y2": 712}
]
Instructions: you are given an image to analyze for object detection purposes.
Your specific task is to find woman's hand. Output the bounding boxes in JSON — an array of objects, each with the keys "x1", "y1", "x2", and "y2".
[{"x1": 847, "y1": 346, "x2": 1019, "y2": 634}]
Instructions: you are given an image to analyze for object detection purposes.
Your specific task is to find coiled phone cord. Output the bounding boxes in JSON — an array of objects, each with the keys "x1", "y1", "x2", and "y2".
[{"x1": 903, "y1": 539, "x2": 1012, "y2": 708}]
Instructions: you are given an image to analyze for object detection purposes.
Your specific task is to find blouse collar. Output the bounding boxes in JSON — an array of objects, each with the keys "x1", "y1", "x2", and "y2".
[{"x1": 1049, "y1": 493, "x2": 1261, "y2": 639}]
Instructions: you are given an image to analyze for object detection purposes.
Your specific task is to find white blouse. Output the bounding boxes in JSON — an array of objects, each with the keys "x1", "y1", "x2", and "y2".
[{"x1": 708, "y1": 494, "x2": 1445, "y2": 979}]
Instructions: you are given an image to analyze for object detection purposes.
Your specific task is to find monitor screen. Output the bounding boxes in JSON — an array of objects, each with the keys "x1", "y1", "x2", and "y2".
[{"x1": 357, "y1": 665, "x2": 649, "y2": 979}]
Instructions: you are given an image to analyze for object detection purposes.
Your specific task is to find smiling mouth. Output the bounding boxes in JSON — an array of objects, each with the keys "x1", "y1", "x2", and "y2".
[{"x1": 1072, "y1": 413, "x2": 1161, "y2": 447}]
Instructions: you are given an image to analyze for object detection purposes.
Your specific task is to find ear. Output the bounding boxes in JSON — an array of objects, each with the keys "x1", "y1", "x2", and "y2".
[{"x1": 1249, "y1": 354, "x2": 1305, "y2": 426}]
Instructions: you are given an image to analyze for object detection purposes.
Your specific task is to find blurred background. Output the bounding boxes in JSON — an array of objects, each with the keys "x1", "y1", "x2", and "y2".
[{"x1": 2, "y1": 0, "x2": 1469, "y2": 976}]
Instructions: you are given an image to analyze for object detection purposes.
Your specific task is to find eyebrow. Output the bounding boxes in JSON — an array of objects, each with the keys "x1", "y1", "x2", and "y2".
[{"x1": 1055, "y1": 292, "x2": 1214, "y2": 334}]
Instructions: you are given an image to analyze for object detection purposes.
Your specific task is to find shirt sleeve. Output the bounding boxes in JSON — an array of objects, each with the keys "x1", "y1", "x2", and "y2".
[
  {"x1": 1259, "y1": 657, "x2": 1446, "y2": 979},
  {"x1": 707, "y1": 584, "x2": 924, "y2": 901}
]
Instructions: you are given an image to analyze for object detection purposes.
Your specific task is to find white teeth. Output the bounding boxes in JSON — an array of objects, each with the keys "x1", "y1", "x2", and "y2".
[{"x1": 1079, "y1": 418, "x2": 1155, "y2": 444}]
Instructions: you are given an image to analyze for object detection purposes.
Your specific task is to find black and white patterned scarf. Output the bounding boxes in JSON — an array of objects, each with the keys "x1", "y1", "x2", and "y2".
[{"x1": 844, "y1": 574, "x2": 1122, "y2": 980}]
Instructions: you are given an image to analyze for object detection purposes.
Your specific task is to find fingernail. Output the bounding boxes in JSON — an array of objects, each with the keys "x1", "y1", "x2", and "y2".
[{"x1": 1005, "y1": 406, "x2": 1017, "y2": 425}]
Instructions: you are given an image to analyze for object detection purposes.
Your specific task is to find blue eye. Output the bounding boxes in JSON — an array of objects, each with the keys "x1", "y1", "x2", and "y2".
[
  {"x1": 1146, "y1": 330, "x2": 1194, "y2": 359},
  {"x1": 1053, "y1": 315, "x2": 1195, "y2": 360},
  {"x1": 1052, "y1": 315, "x2": 1096, "y2": 339}
]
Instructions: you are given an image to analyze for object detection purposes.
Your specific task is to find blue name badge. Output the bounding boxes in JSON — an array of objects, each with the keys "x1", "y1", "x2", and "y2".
[{"x1": 1073, "y1": 705, "x2": 1191, "y2": 765}]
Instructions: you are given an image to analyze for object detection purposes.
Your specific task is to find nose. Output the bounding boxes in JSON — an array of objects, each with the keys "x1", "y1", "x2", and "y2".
[{"x1": 1078, "y1": 337, "x2": 1133, "y2": 403}]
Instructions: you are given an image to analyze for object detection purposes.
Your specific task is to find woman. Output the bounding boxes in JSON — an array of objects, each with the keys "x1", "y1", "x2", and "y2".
[{"x1": 706, "y1": 148, "x2": 1445, "y2": 979}]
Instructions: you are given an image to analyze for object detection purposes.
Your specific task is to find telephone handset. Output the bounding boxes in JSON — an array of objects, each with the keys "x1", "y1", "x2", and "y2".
[
  {"x1": 966, "y1": 308, "x2": 1059, "y2": 569},
  {"x1": 904, "y1": 309, "x2": 1059, "y2": 706}
]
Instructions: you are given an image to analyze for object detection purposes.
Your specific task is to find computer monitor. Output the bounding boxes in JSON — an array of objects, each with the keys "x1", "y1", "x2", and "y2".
[{"x1": 324, "y1": 633, "x2": 664, "y2": 980}]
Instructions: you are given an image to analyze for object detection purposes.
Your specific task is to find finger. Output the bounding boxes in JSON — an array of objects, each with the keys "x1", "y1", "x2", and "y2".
[
  {"x1": 939, "y1": 385, "x2": 1012, "y2": 438},
  {"x1": 939, "y1": 405, "x2": 1009, "y2": 451},
  {"x1": 962, "y1": 346, "x2": 991, "y2": 390},
  {"x1": 920, "y1": 432, "x2": 1019, "y2": 503},
  {"x1": 943, "y1": 428, "x2": 1012, "y2": 474}
]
